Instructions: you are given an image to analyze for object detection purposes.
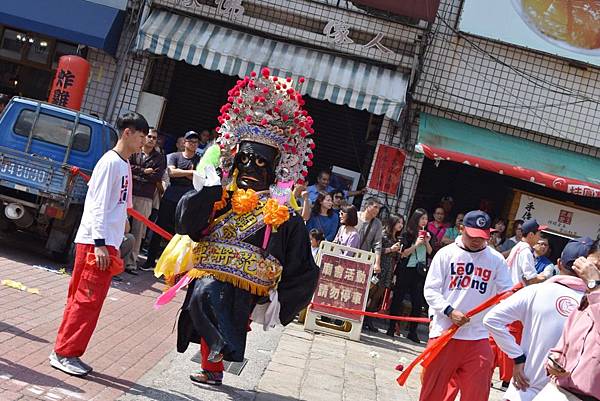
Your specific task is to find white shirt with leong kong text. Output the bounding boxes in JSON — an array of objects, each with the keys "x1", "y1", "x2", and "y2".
[
  {"x1": 75, "y1": 150, "x2": 132, "y2": 248},
  {"x1": 424, "y1": 236, "x2": 514, "y2": 340}
]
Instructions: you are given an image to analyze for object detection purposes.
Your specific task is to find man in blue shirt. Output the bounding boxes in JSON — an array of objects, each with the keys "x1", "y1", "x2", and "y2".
[
  {"x1": 534, "y1": 235, "x2": 554, "y2": 274},
  {"x1": 307, "y1": 170, "x2": 366, "y2": 203}
]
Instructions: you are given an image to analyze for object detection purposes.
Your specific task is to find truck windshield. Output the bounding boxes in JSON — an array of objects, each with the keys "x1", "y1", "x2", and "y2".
[{"x1": 14, "y1": 109, "x2": 91, "y2": 152}]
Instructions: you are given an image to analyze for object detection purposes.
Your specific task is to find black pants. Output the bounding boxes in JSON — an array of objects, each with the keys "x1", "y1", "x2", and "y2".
[
  {"x1": 388, "y1": 267, "x2": 425, "y2": 335},
  {"x1": 145, "y1": 197, "x2": 177, "y2": 267}
]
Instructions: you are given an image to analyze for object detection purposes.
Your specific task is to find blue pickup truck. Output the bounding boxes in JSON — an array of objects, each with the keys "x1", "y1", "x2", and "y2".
[{"x1": 0, "y1": 97, "x2": 117, "y2": 260}]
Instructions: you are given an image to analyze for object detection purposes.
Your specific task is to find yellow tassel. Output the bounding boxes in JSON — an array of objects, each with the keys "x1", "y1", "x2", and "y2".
[
  {"x1": 289, "y1": 192, "x2": 301, "y2": 212},
  {"x1": 228, "y1": 168, "x2": 239, "y2": 191},
  {"x1": 154, "y1": 234, "x2": 195, "y2": 278},
  {"x1": 186, "y1": 268, "x2": 271, "y2": 296}
]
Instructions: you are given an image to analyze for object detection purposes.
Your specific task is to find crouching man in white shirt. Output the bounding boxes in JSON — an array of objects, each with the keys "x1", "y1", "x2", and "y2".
[
  {"x1": 483, "y1": 237, "x2": 592, "y2": 401},
  {"x1": 420, "y1": 210, "x2": 514, "y2": 401}
]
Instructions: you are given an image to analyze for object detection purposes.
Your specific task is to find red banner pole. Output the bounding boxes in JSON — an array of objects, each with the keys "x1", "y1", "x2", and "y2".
[{"x1": 396, "y1": 283, "x2": 523, "y2": 386}]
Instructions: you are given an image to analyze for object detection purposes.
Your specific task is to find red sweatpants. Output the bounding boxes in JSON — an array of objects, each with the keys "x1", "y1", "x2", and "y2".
[
  {"x1": 491, "y1": 321, "x2": 523, "y2": 382},
  {"x1": 54, "y1": 244, "x2": 117, "y2": 357},
  {"x1": 200, "y1": 338, "x2": 224, "y2": 372},
  {"x1": 420, "y1": 338, "x2": 494, "y2": 401}
]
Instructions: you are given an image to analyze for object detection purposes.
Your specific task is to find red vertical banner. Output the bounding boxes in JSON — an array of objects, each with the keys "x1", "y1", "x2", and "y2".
[
  {"x1": 48, "y1": 55, "x2": 90, "y2": 111},
  {"x1": 368, "y1": 144, "x2": 406, "y2": 195}
]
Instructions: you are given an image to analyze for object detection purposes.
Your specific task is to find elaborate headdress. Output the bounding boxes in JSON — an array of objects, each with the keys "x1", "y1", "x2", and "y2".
[{"x1": 215, "y1": 67, "x2": 315, "y2": 187}]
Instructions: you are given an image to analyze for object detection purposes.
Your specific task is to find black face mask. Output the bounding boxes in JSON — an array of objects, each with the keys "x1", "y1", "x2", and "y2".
[{"x1": 234, "y1": 141, "x2": 279, "y2": 191}]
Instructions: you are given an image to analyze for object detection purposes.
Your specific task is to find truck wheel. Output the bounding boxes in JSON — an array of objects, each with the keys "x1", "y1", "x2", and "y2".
[{"x1": 46, "y1": 206, "x2": 82, "y2": 262}]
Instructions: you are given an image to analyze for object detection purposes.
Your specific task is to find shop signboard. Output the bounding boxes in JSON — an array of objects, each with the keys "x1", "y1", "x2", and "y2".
[
  {"x1": 368, "y1": 144, "x2": 405, "y2": 195},
  {"x1": 459, "y1": 0, "x2": 600, "y2": 68},
  {"x1": 516, "y1": 194, "x2": 600, "y2": 240}
]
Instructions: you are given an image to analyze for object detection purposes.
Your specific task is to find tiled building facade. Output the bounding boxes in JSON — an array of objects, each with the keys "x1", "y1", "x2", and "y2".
[
  {"x1": 79, "y1": 0, "x2": 599, "y2": 217},
  {"x1": 388, "y1": 0, "x2": 600, "y2": 216}
]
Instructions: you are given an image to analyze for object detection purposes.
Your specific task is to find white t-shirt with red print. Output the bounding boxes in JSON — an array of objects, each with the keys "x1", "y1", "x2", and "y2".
[
  {"x1": 75, "y1": 150, "x2": 132, "y2": 248},
  {"x1": 424, "y1": 236, "x2": 514, "y2": 340}
]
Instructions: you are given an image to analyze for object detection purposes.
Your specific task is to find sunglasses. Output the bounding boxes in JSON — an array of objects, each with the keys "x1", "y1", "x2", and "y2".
[{"x1": 146, "y1": 135, "x2": 158, "y2": 140}]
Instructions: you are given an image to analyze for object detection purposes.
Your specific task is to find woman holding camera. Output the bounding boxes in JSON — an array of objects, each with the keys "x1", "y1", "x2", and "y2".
[
  {"x1": 386, "y1": 208, "x2": 432, "y2": 342},
  {"x1": 367, "y1": 214, "x2": 405, "y2": 315}
]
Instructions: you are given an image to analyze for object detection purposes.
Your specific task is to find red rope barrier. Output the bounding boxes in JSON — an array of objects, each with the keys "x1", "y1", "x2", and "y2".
[
  {"x1": 70, "y1": 166, "x2": 174, "y2": 241},
  {"x1": 127, "y1": 207, "x2": 173, "y2": 241},
  {"x1": 310, "y1": 303, "x2": 431, "y2": 323}
]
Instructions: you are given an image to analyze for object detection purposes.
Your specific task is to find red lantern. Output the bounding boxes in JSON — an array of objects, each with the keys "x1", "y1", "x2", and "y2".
[{"x1": 48, "y1": 55, "x2": 90, "y2": 111}]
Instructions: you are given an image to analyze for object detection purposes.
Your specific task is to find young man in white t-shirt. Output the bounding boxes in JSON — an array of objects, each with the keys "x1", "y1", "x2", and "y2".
[
  {"x1": 420, "y1": 210, "x2": 514, "y2": 401},
  {"x1": 50, "y1": 112, "x2": 149, "y2": 377},
  {"x1": 484, "y1": 237, "x2": 592, "y2": 401},
  {"x1": 506, "y1": 219, "x2": 548, "y2": 286}
]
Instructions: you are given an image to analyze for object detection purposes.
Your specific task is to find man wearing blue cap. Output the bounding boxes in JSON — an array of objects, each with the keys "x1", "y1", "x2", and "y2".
[
  {"x1": 421, "y1": 210, "x2": 514, "y2": 401},
  {"x1": 484, "y1": 237, "x2": 592, "y2": 401},
  {"x1": 507, "y1": 219, "x2": 548, "y2": 286}
]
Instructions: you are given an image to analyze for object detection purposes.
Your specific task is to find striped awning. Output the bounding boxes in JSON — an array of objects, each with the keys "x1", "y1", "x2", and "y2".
[{"x1": 135, "y1": 9, "x2": 407, "y2": 120}]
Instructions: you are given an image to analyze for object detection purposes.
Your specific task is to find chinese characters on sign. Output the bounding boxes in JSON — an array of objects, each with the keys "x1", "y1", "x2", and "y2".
[
  {"x1": 323, "y1": 20, "x2": 354, "y2": 44},
  {"x1": 516, "y1": 194, "x2": 600, "y2": 240},
  {"x1": 322, "y1": 19, "x2": 392, "y2": 54},
  {"x1": 177, "y1": 0, "x2": 245, "y2": 21},
  {"x1": 558, "y1": 210, "x2": 573, "y2": 225},
  {"x1": 47, "y1": 55, "x2": 90, "y2": 111},
  {"x1": 368, "y1": 145, "x2": 406, "y2": 195},
  {"x1": 521, "y1": 201, "x2": 535, "y2": 221},
  {"x1": 215, "y1": 0, "x2": 244, "y2": 20},
  {"x1": 362, "y1": 32, "x2": 392, "y2": 54},
  {"x1": 50, "y1": 69, "x2": 75, "y2": 107},
  {"x1": 312, "y1": 254, "x2": 371, "y2": 321}
]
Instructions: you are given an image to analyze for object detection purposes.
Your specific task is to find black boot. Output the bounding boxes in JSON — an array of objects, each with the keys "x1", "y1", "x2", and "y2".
[{"x1": 406, "y1": 331, "x2": 420, "y2": 344}]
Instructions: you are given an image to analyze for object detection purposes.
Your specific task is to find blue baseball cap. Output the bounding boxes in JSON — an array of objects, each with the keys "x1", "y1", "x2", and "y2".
[
  {"x1": 561, "y1": 236, "x2": 594, "y2": 269},
  {"x1": 463, "y1": 210, "x2": 494, "y2": 239},
  {"x1": 521, "y1": 219, "x2": 548, "y2": 236},
  {"x1": 184, "y1": 131, "x2": 199, "y2": 140}
]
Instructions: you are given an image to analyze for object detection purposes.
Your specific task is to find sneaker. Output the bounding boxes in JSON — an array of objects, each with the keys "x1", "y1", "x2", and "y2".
[
  {"x1": 139, "y1": 264, "x2": 154, "y2": 272},
  {"x1": 190, "y1": 370, "x2": 223, "y2": 386},
  {"x1": 76, "y1": 358, "x2": 93, "y2": 374},
  {"x1": 49, "y1": 352, "x2": 91, "y2": 376}
]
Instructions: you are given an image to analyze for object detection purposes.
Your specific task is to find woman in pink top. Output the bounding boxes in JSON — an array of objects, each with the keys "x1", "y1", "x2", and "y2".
[
  {"x1": 333, "y1": 205, "x2": 360, "y2": 250},
  {"x1": 427, "y1": 207, "x2": 448, "y2": 250},
  {"x1": 535, "y1": 239, "x2": 600, "y2": 401}
]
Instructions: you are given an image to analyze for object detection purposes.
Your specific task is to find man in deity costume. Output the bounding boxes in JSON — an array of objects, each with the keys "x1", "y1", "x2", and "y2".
[{"x1": 153, "y1": 67, "x2": 319, "y2": 385}]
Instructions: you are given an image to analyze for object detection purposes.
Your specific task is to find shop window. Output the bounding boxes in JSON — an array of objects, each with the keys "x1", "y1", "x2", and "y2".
[
  {"x1": 26, "y1": 38, "x2": 50, "y2": 64},
  {"x1": 0, "y1": 28, "x2": 25, "y2": 60},
  {"x1": 14, "y1": 109, "x2": 91, "y2": 152},
  {"x1": 52, "y1": 42, "x2": 79, "y2": 69}
]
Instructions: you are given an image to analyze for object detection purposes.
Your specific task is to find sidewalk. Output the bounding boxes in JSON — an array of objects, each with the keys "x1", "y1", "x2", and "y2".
[
  {"x1": 0, "y1": 245, "x2": 183, "y2": 401},
  {"x1": 256, "y1": 323, "x2": 507, "y2": 401}
]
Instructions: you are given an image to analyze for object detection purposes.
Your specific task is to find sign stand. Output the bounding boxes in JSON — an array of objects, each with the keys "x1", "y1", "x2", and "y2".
[{"x1": 304, "y1": 242, "x2": 375, "y2": 341}]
